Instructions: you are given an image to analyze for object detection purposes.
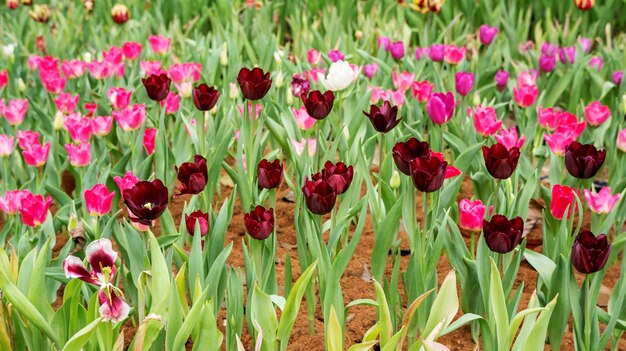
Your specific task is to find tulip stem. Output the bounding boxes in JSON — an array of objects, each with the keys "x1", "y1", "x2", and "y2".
[
  {"x1": 378, "y1": 134, "x2": 384, "y2": 213},
  {"x1": 315, "y1": 122, "x2": 321, "y2": 170},
  {"x1": 584, "y1": 277, "x2": 592, "y2": 349}
]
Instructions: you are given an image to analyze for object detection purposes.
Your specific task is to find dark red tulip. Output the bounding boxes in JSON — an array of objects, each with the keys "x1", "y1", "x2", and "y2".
[
  {"x1": 301, "y1": 90, "x2": 334, "y2": 120},
  {"x1": 123, "y1": 179, "x2": 169, "y2": 225},
  {"x1": 322, "y1": 160, "x2": 353, "y2": 195},
  {"x1": 482, "y1": 215, "x2": 524, "y2": 253},
  {"x1": 564, "y1": 141, "x2": 606, "y2": 179},
  {"x1": 409, "y1": 154, "x2": 447, "y2": 192},
  {"x1": 571, "y1": 230, "x2": 611, "y2": 274},
  {"x1": 291, "y1": 74, "x2": 310, "y2": 98},
  {"x1": 175, "y1": 155, "x2": 208, "y2": 196},
  {"x1": 363, "y1": 100, "x2": 401, "y2": 133},
  {"x1": 482, "y1": 143, "x2": 520, "y2": 179},
  {"x1": 257, "y1": 159, "x2": 283, "y2": 190},
  {"x1": 392, "y1": 138, "x2": 431, "y2": 175},
  {"x1": 192, "y1": 83, "x2": 220, "y2": 111},
  {"x1": 302, "y1": 175, "x2": 337, "y2": 215},
  {"x1": 244, "y1": 205, "x2": 274, "y2": 240},
  {"x1": 237, "y1": 67, "x2": 272, "y2": 101},
  {"x1": 185, "y1": 210, "x2": 209, "y2": 236},
  {"x1": 142, "y1": 73, "x2": 171, "y2": 101}
]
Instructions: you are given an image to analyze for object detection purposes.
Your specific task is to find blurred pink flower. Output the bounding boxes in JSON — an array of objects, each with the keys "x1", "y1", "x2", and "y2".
[
  {"x1": 160, "y1": 92, "x2": 180, "y2": 114},
  {"x1": 479, "y1": 25, "x2": 498, "y2": 46},
  {"x1": 3, "y1": 98, "x2": 28, "y2": 125},
  {"x1": 445, "y1": 45, "x2": 465, "y2": 65},
  {"x1": 558, "y1": 46, "x2": 575, "y2": 64},
  {"x1": 0, "y1": 134, "x2": 14, "y2": 157},
  {"x1": 54, "y1": 92, "x2": 79, "y2": 115},
  {"x1": 168, "y1": 62, "x2": 202, "y2": 97},
  {"x1": 238, "y1": 102, "x2": 261, "y2": 119},
  {"x1": 122, "y1": 42, "x2": 142, "y2": 60},
  {"x1": 369, "y1": 86, "x2": 385, "y2": 104},
  {"x1": 292, "y1": 138, "x2": 316, "y2": 156},
  {"x1": 386, "y1": 89, "x2": 405, "y2": 107},
  {"x1": 392, "y1": 71, "x2": 414, "y2": 92},
  {"x1": 149, "y1": 34, "x2": 171, "y2": 55},
  {"x1": 292, "y1": 106, "x2": 316, "y2": 130},
  {"x1": 107, "y1": 87, "x2": 132, "y2": 110},
  {"x1": 544, "y1": 130, "x2": 577, "y2": 156},
  {"x1": 328, "y1": 49, "x2": 344, "y2": 62},
  {"x1": 618, "y1": 128, "x2": 626, "y2": 152},
  {"x1": 64, "y1": 114, "x2": 93, "y2": 144},
  {"x1": 65, "y1": 143, "x2": 91, "y2": 167},
  {"x1": 143, "y1": 128, "x2": 156, "y2": 155},
  {"x1": 539, "y1": 54, "x2": 556, "y2": 72},
  {"x1": 85, "y1": 184, "x2": 115, "y2": 216},
  {"x1": 17, "y1": 130, "x2": 40, "y2": 149},
  {"x1": 307, "y1": 49, "x2": 321, "y2": 66},
  {"x1": 114, "y1": 171, "x2": 139, "y2": 192},
  {"x1": 0, "y1": 189, "x2": 29, "y2": 215},
  {"x1": 0, "y1": 70, "x2": 7, "y2": 90},
  {"x1": 19, "y1": 192, "x2": 52, "y2": 227},
  {"x1": 495, "y1": 70, "x2": 509, "y2": 91},
  {"x1": 363, "y1": 63, "x2": 379, "y2": 79},
  {"x1": 91, "y1": 116, "x2": 113, "y2": 136},
  {"x1": 61, "y1": 60, "x2": 85, "y2": 79},
  {"x1": 584, "y1": 101, "x2": 610, "y2": 126},
  {"x1": 495, "y1": 127, "x2": 526, "y2": 150},
  {"x1": 513, "y1": 84, "x2": 538, "y2": 108},
  {"x1": 580, "y1": 37, "x2": 592, "y2": 52},
  {"x1": 113, "y1": 104, "x2": 146, "y2": 131},
  {"x1": 411, "y1": 80, "x2": 433, "y2": 103},
  {"x1": 87, "y1": 60, "x2": 112, "y2": 79},
  {"x1": 589, "y1": 56, "x2": 603, "y2": 71},
  {"x1": 455, "y1": 71, "x2": 474, "y2": 96},
  {"x1": 469, "y1": 105, "x2": 502, "y2": 136},
  {"x1": 613, "y1": 71, "x2": 623, "y2": 85},
  {"x1": 140, "y1": 60, "x2": 164, "y2": 76},
  {"x1": 584, "y1": 188, "x2": 620, "y2": 215},
  {"x1": 389, "y1": 41, "x2": 405, "y2": 60},
  {"x1": 428, "y1": 44, "x2": 445, "y2": 62}
]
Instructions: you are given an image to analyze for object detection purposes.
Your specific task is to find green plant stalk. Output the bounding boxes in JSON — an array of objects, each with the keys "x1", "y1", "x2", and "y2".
[
  {"x1": 378, "y1": 134, "x2": 384, "y2": 213},
  {"x1": 584, "y1": 277, "x2": 591, "y2": 350}
]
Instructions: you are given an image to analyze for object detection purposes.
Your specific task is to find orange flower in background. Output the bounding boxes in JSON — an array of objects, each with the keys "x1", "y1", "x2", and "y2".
[
  {"x1": 574, "y1": 0, "x2": 594, "y2": 10},
  {"x1": 410, "y1": 0, "x2": 445, "y2": 13}
]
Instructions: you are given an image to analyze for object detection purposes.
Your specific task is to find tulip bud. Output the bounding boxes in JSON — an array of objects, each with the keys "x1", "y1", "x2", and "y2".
[
  {"x1": 390, "y1": 170, "x2": 401, "y2": 189},
  {"x1": 17, "y1": 78, "x2": 26, "y2": 92},
  {"x1": 219, "y1": 44, "x2": 228, "y2": 66},
  {"x1": 622, "y1": 94, "x2": 626, "y2": 114},
  {"x1": 273, "y1": 50, "x2": 285, "y2": 65},
  {"x1": 111, "y1": 4, "x2": 130, "y2": 24},
  {"x1": 53, "y1": 111, "x2": 65, "y2": 130},
  {"x1": 229, "y1": 82, "x2": 239, "y2": 99},
  {"x1": 6, "y1": 0, "x2": 18, "y2": 9},
  {"x1": 83, "y1": 52, "x2": 93, "y2": 63},
  {"x1": 286, "y1": 88, "x2": 293, "y2": 104},
  {"x1": 472, "y1": 91, "x2": 481, "y2": 106},
  {"x1": 68, "y1": 211, "x2": 78, "y2": 232},
  {"x1": 275, "y1": 71, "x2": 284, "y2": 88},
  {"x1": 29, "y1": 4, "x2": 51, "y2": 23},
  {"x1": 355, "y1": 30, "x2": 363, "y2": 40}
]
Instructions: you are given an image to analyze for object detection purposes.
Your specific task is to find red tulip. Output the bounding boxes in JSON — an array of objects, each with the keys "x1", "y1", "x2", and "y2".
[
  {"x1": 363, "y1": 100, "x2": 401, "y2": 133},
  {"x1": 571, "y1": 230, "x2": 610, "y2": 274},
  {"x1": 185, "y1": 210, "x2": 209, "y2": 236},
  {"x1": 482, "y1": 215, "x2": 524, "y2": 253},
  {"x1": 409, "y1": 154, "x2": 447, "y2": 193},
  {"x1": 192, "y1": 83, "x2": 220, "y2": 111},
  {"x1": 322, "y1": 160, "x2": 354, "y2": 195},
  {"x1": 257, "y1": 159, "x2": 283, "y2": 190},
  {"x1": 482, "y1": 143, "x2": 520, "y2": 179},
  {"x1": 301, "y1": 90, "x2": 334, "y2": 120},
  {"x1": 550, "y1": 184, "x2": 576, "y2": 220},
  {"x1": 302, "y1": 175, "x2": 337, "y2": 215},
  {"x1": 122, "y1": 179, "x2": 168, "y2": 225},
  {"x1": 392, "y1": 138, "x2": 430, "y2": 175},
  {"x1": 237, "y1": 67, "x2": 272, "y2": 101},
  {"x1": 564, "y1": 141, "x2": 606, "y2": 179},
  {"x1": 244, "y1": 205, "x2": 274, "y2": 240},
  {"x1": 142, "y1": 73, "x2": 171, "y2": 101},
  {"x1": 175, "y1": 155, "x2": 208, "y2": 196}
]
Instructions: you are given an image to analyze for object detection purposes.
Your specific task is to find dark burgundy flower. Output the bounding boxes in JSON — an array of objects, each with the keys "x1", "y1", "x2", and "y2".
[
  {"x1": 482, "y1": 143, "x2": 520, "y2": 179},
  {"x1": 257, "y1": 159, "x2": 283, "y2": 190},
  {"x1": 244, "y1": 205, "x2": 274, "y2": 240},
  {"x1": 301, "y1": 90, "x2": 334, "y2": 120},
  {"x1": 123, "y1": 179, "x2": 169, "y2": 225},
  {"x1": 237, "y1": 67, "x2": 272, "y2": 101},
  {"x1": 291, "y1": 74, "x2": 310, "y2": 98},
  {"x1": 185, "y1": 210, "x2": 209, "y2": 236},
  {"x1": 322, "y1": 161, "x2": 353, "y2": 195},
  {"x1": 175, "y1": 155, "x2": 208, "y2": 196},
  {"x1": 482, "y1": 215, "x2": 524, "y2": 253},
  {"x1": 192, "y1": 83, "x2": 220, "y2": 111},
  {"x1": 302, "y1": 175, "x2": 337, "y2": 215},
  {"x1": 142, "y1": 73, "x2": 171, "y2": 101},
  {"x1": 409, "y1": 154, "x2": 447, "y2": 192},
  {"x1": 571, "y1": 230, "x2": 611, "y2": 274},
  {"x1": 363, "y1": 100, "x2": 401, "y2": 133},
  {"x1": 392, "y1": 138, "x2": 431, "y2": 175},
  {"x1": 564, "y1": 141, "x2": 606, "y2": 179}
]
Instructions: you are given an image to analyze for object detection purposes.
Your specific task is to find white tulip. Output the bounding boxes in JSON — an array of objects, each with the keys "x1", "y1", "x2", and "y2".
[
  {"x1": 317, "y1": 60, "x2": 358, "y2": 91},
  {"x1": 2, "y1": 44, "x2": 15, "y2": 57}
]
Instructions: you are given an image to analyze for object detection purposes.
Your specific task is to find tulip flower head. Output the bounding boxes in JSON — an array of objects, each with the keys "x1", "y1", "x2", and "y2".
[
  {"x1": 445, "y1": 45, "x2": 466, "y2": 65},
  {"x1": 412, "y1": 80, "x2": 434, "y2": 103},
  {"x1": 301, "y1": 90, "x2": 335, "y2": 120},
  {"x1": 148, "y1": 34, "x2": 171, "y2": 55},
  {"x1": 292, "y1": 106, "x2": 316, "y2": 130},
  {"x1": 114, "y1": 171, "x2": 140, "y2": 192},
  {"x1": 409, "y1": 154, "x2": 447, "y2": 193},
  {"x1": 192, "y1": 84, "x2": 220, "y2": 111},
  {"x1": 143, "y1": 128, "x2": 156, "y2": 155},
  {"x1": 482, "y1": 215, "x2": 524, "y2": 253},
  {"x1": 185, "y1": 210, "x2": 210, "y2": 237},
  {"x1": 571, "y1": 230, "x2": 610, "y2": 274},
  {"x1": 479, "y1": 25, "x2": 498, "y2": 46},
  {"x1": 584, "y1": 101, "x2": 610, "y2": 126},
  {"x1": 495, "y1": 70, "x2": 509, "y2": 91},
  {"x1": 142, "y1": 73, "x2": 171, "y2": 101},
  {"x1": 455, "y1": 72, "x2": 474, "y2": 96},
  {"x1": 85, "y1": 184, "x2": 115, "y2": 216},
  {"x1": 257, "y1": 159, "x2": 284, "y2": 190},
  {"x1": 302, "y1": 174, "x2": 337, "y2": 215},
  {"x1": 0, "y1": 189, "x2": 29, "y2": 215},
  {"x1": 564, "y1": 141, "x2": 606, "y2": 179},
  {"x1": 550, "y1": 184, "x2": 576, "y2": 220},
  {"x1": 574, "y1": 0, "x2": 594, "y2": 11},
  {"x1": 392, "y1": 71, "x2": 415, "y2": 92},
  {"x1": 113, "y1": 104, "x2": 146, "y2": 131},
  {"x1": 495, "y1": 127, "x2": 526, "y2": 150},
  {"x1": 584, "y1": 187, "x2": 621, "y2": 215},
  {"x1": 392, "y1": 138, "x2": 431, "y2": 175},
  {"x1": 317, "y1": 60, "x2": 358, "y2": 91},
  {"x1": 290, "y1": 74, "x2": 310, "y2": 98},
  {"x1": 618, "y1": 128, "x2": 626, "y2": 152},
  {"x1": 175, "y1": 155, "x2": 208, "y2": 196},
  {"x1": 0, "y1": 134, "x2": 15, "y2": 157},
  {"x1": 122, "y1": 42, "x2": 142, "y2": 60},
  {"x1": 469, "y1": 105, "x2": 502, "y2": 136},
  {"x1": 482, "y1": 143, "x2": 520, "y2": 179},
  {"x1": 111, "y1": 3, "x2": 129, "y2": 24},
  {"x1": 107, "y1": 87, "x2": 132, "y2": 110},
  {"x1": 3, "y1": 98, "x2": 28, "y2": 125},
  {"x1": 123, "y1": 179, "x2": 169, "y2": 225},
  {"x1": 458, "y1": 199, "x2": 487, "y2": 232},
  {"x1": 19, "y1": 192, "x2": 52, "y2": 227},
  {"x1": 321, "y1": 161, "x2": 354, "y2": 195},
  {"x1": 65, "y1": 143, "x2": 91, "y2": 167},
  {"x1": 363, "y1": 100, "x2": 401, "y2": 133},
  {"x1": 426, "y1": 92, "x2": 455, "y2": 125},
  {"x1": 237, "y1": 67, "x2": 272, "y2": 100},
  {"x1": 244, "y1": 205, "x2": 275, "y2": 240}
]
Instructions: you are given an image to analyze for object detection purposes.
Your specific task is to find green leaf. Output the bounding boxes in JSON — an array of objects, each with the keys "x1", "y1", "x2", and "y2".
[
  {"x1": 62, "y1": 317, "x2": 104, "y2": 351},
  {"x1": 326, "y1": 305, "x2": 343, "y2": 351},
  {"x1": 373, "y1": 280, "x2": 393, "y2": 347},
  {"x1": 172, "y1": 288, "x2": 210, "y2": 351},
  {"x1": 149, "y1": 231, "x2": 171, "y2": 315},
  {"x1": 423, "y1": 271, "x2": 458, "y2": 338},
  {"x1": 250, "y1": 284, "x2": 278, "y2": 350},
  {"x1": 489, "y1": 258, "x2": 509, "y2": 351},
  {"x1": 521, "y1": 295, "x2": 558, "y2": 351}
]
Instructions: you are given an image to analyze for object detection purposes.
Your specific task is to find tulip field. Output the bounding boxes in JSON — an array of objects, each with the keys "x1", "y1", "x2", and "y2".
[{"x1": 3, "y1": 0, "x2": 626, "y2": 350}]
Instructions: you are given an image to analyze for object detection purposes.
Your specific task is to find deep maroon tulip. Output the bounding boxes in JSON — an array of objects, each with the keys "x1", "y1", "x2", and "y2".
[
  {"x1": 237, "y1": 67, "x2": 272, "y2": 101},
  {"x1": 302, "y1": 175, "x2": 337, "y2": 215},
  {"x1": 564, "y1": 141, "x2": 606, "y2": 179},
  {"x1": 175, "y1": 155, "x2": 208, "y2": 196},
  {"x1": 322, "y1": 161, "x2": 353, "y2": 195},
  {"x1": 363, "y1": 100, "x2": 401, "y2": 133},
  {"x1": 244, "y1": 205, "x2": 274, "y2": 240},
  {"x1": 482, "y1": 215, "x2": 524, "y2": 253},
  {"x1": 123, "y1": 179, "x2": 169, "y2": 225},
  {"x1": 291, "y1": 74, "x2": 310, "y2": 98},
  {"x1": 192, "y1": 84, "x2": 220, "y2": 111},
  {"x1": 257, "y1": 159, "x2": 283, "y2": 190},
  {"x1": 571, "y1": 230, "x2": 611, "y2": 274},
  {"x1": 409, "y1": 154, "x2": 447, "y2": 192},
  {"x1": 142, "y1": 73, "x2": 171, "y2": 101},
  {"x1": 185, "y1": 210, "x2": 209, "y2": 236},
  {"x1": 392, "y1": 138, "x2": 431, "y2": 175},
  {"x1": 482, "y1": 143, "x2": 520, "y2": 179},
  {"x1": 301, "y1": 90, "x2": 334, "y2": 120}
]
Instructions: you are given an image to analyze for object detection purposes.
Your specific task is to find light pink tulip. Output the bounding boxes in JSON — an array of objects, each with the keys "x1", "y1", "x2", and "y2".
[
  {"x1": 21, "y1": 141, "x2": 50, "y2": 167},
  {"x1": 392, "y1": 71, "x2": 414, "y2": 92},
  {"x1": 54, "y1": 92, "x2": 79, "y2": 115},
  {"x1": 113, "y1": 104, "x2": 146, "y2": 131},
  {"x1": 513, "y1": 84, "x2": 538, "y2": 108},
  {"x1": 469, "y1": 105, "x2": 502, "y2": 136},
  {"x1": 584, "y1": 101, "x2": 610, "y2": 126},
  {"x1": 91, "y1": 116, "x2": 113, "y2": 136},
  {"x1": 495, "y1": 127, "x2": 526, "y2": 150},
  {"x1": 292, "y1": 106, "x2": 316, "y2": 130},
  {"x1": 0, "y1": 134, "x2": 14, "y2": 157},
  {"x1": 140, "y1": 60, "x2": 164, "y2": 76},
  {"x1": 0, "y1": 189, "x2": 29, "y2": 215},
  {"x1": 618, "y1": 128, "x2": 626, "y2": 152},
  {"x1": 98, "y1": 288, "x2": 130, "y2": 323},
  {"x1": 114, "y1": 171, "x2": 139, "y2": 192},
  {"x1": 3, "y1": 99, "x2": 28, "y2": 125},
  {"x1": 64, "y1": 114, "x2": 93, "y2": 144},
  {"x1": 149, "y1": 34, "x2": 171, "y2": 55},
  {"x1": 159, "y1": 92, "x2": 180, "y2": 114},
  {"x1": 584, "y1": 188, "x2": 620, "y2": 214},
  {"x1": 292, "y1": 138, "x2": 316, "y2": 156},
  {"x1": 458, "y1": 199, "x2": 487, "y2": 232},
  {"x1": 65, "y1": 143, "x2": 91, "y2": 167},
  {"x1": 61, "y1": 60, "x2": 85, "y2": 79},
  {"x1": 412, "y1": 80, "x2": 434, "y2": 103},
  {"x1": 107, "y1": 87, "x2": 132, "y2": 110}
]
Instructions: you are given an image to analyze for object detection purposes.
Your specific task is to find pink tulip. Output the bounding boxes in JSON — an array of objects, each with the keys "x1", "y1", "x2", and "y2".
[
  {"x1": 613, "y1": 71, "x2": 623, "y2": 86},
  {"x1": 17, "y1": 130, "x2": 40, "y2": 149},
  {"x1": 541, "y1": 42, "x2": 558, "y2": 56},
  {"x1": 517, "y1": 70, "x2": 538, "y2": 87},
  {"x1": 3, "y1": 99, "x2": 28, "y2": 125},
  {"x1": 328, "y1": 49, "x2": 344, "y2": 62},
  {"x1": 550, "y1": 184, "x2": 575, "y2": 219},
  {"x1": 377, "y1": 36, "x2": 391, "y2": 50},
  {"x1": 0, "y1": 70, "x2": 7, "y2": 90},
  {"x1": 292, "y1": 106, "x2": 316, "y2": 130},
  {"x1": 307, "y1": 49, "x2": 321, "y2": 66},
  {"x1": 412, "y1": 80, "x2": 434, "y2": 103},
  {"x1": 149, "y1": 34, "x2": 171, "y2": 55},
  {"x1": 84, "y1": 184, "x2": 115, "y2": 216},
  {"x1": 618, "y1": 128, "x2": 626, "y2": 152},
  {"x1": 114, "y1": 171, "x2": 139, "y2": 192},
  {"x1": 445, "y1": 45, "x2": 466, "y2": 65},
  {"x1": 64, "y1": 114, "x2": 93, "y2": 144},
  {"x1": 35, "y1": 56, "x2": 59, "y2": 71},
  {"x1": 0, "y1": 189, "x2": 28, "y2": 215},
  {"x1": 159, "y1": 92, "x2": 180, "y2": 114},
  {"x1": 65, "y1": 143, "x2": 91, "y2": 167},
  {"x1": 98, "y1": 288, "x2": 130, "y2": 323},
  {"x1": 91, "y1": 116, "x2": 113, "y2": 136},
  {"x1": 389, "y1": 41, "x2": 405, "y2": 60},
  {"x1": 140, "y1": 60, "x2": 164, "y2": 76},
  {"x1": 86, "y1": 60, "x2": 111, "y2": 80},
  {"x1": 303, "y1": 68, "x2": 325, "y2": 83},
  {"x1": 495, "y1": 70, "x2": 509, "y2": 91},
  {"x1": 61, "y1": 60, "x2": 85, "y2": 79},
  {"x1": 122, "y1": 41, "x2": 142, "y2": 60},
  {"x1": 19, "y1": 192, "x2": 52, "y2": 227},
  {"x1": 143, "y1": 128, "x2": 156, "y2": 155},
  {"x1": 469, "y1": 105, "x2": 502, "y2": 136},
  {"x1": 479, "y1": 25, "x2": 498, "y2": 46},
  {"x1": 84, "y1": 102, "x2": 97, "y2": 117},
  {"x1": 0, "y1": 134, "x2": 14, "y2": 157},
  {"x1": 544, "y1": 130, "x2": 577, "y2": 156},
  {"x1": 495, "y1": 127, "x2": 526, "y2": 150},
  {"x1": 428, "y1": 44, "x2": 445, "y2": 62},
  {"x1": 369, "y1": 86, "x2": 385, "y2": 104},
  {"x1": 237, "y1": 102, "x2": 261, "y2": 119},
  {"x1": 559, "y1": 46, "x2": 576, "y2": 64},
  {"x1": 168, "y1": 62, "x2": 202, "y2": 97},
  {"x1": 415, "y1": 47, "x2": 427, "y2": 60},
  {"x1": 113, "y1": 104, "x2": 146, "y2": 131},
  {"x1": 363, "y1": 63, "x2": 379, "y2": 79},
  {"x1": 513, "y1": 84, "x2": 538, "y2": 108},
  {"x1": 584, "y1": 188, "x2": 620, "y2": 214},
  {"x1": 580, "y1": 38, "x2": 592, "y2": 52},
  {"x1": 54, "y1": 92, "x2": 79, "y2": 115},
  {"x1": 39, "y1": 70, "x2": 66, "y2": 94},
  {"x1": 292, "y1": 138, "x2": 316, "y2": 156},
  {"x1": 458, "y1": 199, "x2": 487, "y2": 232},
  {"x1": 589, "y1": 56, "x2": 603, "y2": 71},
  {"x1": 426, "y1": 92, "x2": 455, "y2": 125},
  {"x1": 107, "y1": 87, "x2": 132, "y2": 110},
  {"x1": 385, "y1": 89, "x2": 405, "y2": 107},
  {"x1": 584, "y1": 101, "x2": 610, "y2": 126},
  {"x1": 455, "y1": 72, "x2": 474, "y2": 96},
  {"x1": 21, "y1": 141, "x2": 50, "y2": 167},
  {"x1": 392, "y1": 71, "x2": 415, "y2": 92},
  {"x1": 539, "y1": 54, "x2": 556, "y2": 73}
]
